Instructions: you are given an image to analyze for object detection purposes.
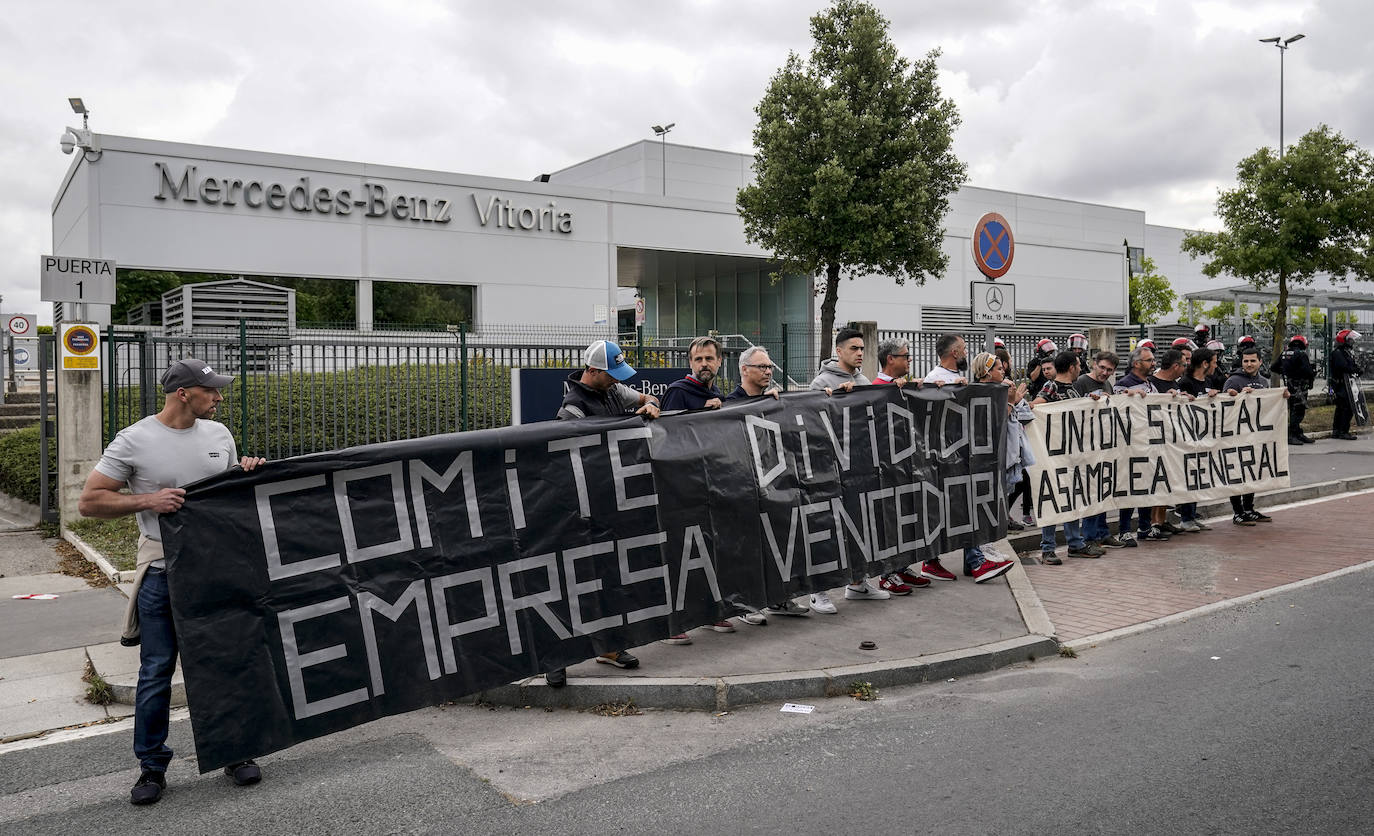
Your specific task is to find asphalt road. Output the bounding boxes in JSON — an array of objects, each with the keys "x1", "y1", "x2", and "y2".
[{"x1": 3, "y1": 565, "x2": 1371, "y2": 835}]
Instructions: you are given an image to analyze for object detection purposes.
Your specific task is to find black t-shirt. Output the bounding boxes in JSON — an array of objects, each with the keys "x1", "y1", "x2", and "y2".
[
  {"x1": 1177, "y1": 374, "x2": 1212, "y2": 396},
  {"x1": 1149, "y1": 374, "x2": 1178, "y2": 393}
]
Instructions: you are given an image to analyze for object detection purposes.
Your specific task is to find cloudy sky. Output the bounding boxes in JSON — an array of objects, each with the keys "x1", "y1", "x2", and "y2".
[{"x1": 3, "y1": 0, "x2": 1370, "y2": 323}]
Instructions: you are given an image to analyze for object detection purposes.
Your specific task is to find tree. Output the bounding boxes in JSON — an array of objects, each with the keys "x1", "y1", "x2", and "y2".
[
  {"x1": 1128, "y1": 257, "x2": 1176, "y2": 324},
  {"x1": 737, "y1": 0, "x2": 966, "y2": 361},
  {"x1": 1182, "y1": 124, "x2": 1374, "y2": 361}
]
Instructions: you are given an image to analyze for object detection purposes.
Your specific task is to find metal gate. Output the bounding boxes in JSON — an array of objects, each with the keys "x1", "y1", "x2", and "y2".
[{"x1": 37, "y1": 333, "x2": 58, "y2": 524}]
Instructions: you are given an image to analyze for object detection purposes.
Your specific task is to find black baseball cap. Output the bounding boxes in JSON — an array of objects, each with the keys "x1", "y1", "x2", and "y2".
[{"x1": 160, "y1": 358, "x2": 234, "y2": 392}]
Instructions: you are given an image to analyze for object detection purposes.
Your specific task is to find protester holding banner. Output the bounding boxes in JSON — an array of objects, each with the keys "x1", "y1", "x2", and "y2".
[
  {"x1": 872, "y1": 337, "x2": 912, "y2": 387},
  {"x1": 1224, "y1": 346, "x2": 1284, "y2": 525},
  {"x1": 974, "y1": 351, "x2": 1035, "y2": 541},
  {"x1": 1031, "y1": 352, "x2": 1105, "y2": 564},
  {"x1": 661, "y1": 336, "x2": 726, "y2": 411},
  {"x1": 919, "y1": 335, "x2": 1015, "y2": 583},
  {"x1": 1111, "y1": 346, "x2": 1157, "y2": 546},
  {"x1": 77, "y1": 358, "x2": 267, "y2": 805},
  {"x1": 724, "y1": 345, "x2": 781, "y2": 403},
  {"x1": 870, "y1": 338, "x2": 927, "y2": 595},
  {"x1": 1139, "y1": 349, "x2": 1191, "y2": 540},
  {"x1": 807, "y1": 328, "x2": 891, "y2": 611},
  {"x1": 722, "y1": 346, "x2": 805, "y2": 621},
  {"x1": 810, "y1": 326, "x2": 872, "y2": 395},
  {"x1": 547, "y1": 340, "x2": 663, "y2": 680},
  {"x1": 1071, "y1": 351, "x2": 1124, "y2": 548},
  {"x1": 999, "y1": 349, "x2": 1036, "y2": 530},
  {"x1": 1172, "y1": 347, "x2": 1223, "y2": 532}
]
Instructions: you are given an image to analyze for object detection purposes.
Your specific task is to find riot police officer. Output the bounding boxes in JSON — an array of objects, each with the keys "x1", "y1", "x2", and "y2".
[
  {"x1": 1271, "y1": 334, "x2": 1316, "y2": 444},
  {"x1": 1330, "y1": 329, "x2": 1364, "y2": 440}
]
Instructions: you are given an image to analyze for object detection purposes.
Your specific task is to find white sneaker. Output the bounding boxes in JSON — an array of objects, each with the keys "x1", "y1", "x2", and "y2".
[
  {"x1": 843, "y1": 580, "x2": 891, "y2": 600},
  {"x1": 810, "y1": 591, "x2": 837, "y2": 614},
  {"x1": 739, "y1": 611, "x2": 767, "y2": 626}
]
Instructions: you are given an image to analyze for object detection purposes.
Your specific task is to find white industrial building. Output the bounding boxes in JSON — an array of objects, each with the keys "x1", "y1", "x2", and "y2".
[{"x1": 52, "y1": 133, "x2": 1313, "y2": 339}]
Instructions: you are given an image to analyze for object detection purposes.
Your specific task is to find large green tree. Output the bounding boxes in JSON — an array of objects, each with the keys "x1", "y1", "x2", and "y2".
[
  {"x1": 1182, "y1": 124, "x2": 1374, "y2": 360},
  {"x1": 1128, "y1": 256, "x2": 1176, "y2": 324},
  {"x1": 737, "y1": 0, "x2": 966, "y2": 361}
]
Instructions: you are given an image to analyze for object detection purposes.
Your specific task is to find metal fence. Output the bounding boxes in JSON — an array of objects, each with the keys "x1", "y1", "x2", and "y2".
[
  {"x1": 96, "y1": 317, "x2": 1374, "y2": 461},
  {"x1": 102, "y1": 322, "x2": 825, "y2": 458}
]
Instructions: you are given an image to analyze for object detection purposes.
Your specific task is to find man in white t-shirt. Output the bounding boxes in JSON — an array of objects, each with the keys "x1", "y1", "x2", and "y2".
[
  {"x1": 919, "y1": 335, "x2": 1015, "y2": 584},
  {"x1": 79, "y1": 358, "x2": 266, "y2": 806}
]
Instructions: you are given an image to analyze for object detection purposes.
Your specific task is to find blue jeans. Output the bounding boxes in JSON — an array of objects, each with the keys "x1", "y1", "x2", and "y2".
[
  {"x1": 1119, "y1": 508, "x2": 1150, "y2": 535},
  {"x1": 1083, "y1": 512, "x2": 1109, "y2": 542},
  {"x1": 134, "y1": 567, "x2": 178, "y2": 773},
  {"x1": 1178, "y1": 502, "x2": 1198, "y2": 523},
  {"x1": 1041, "y1": 519, "x2": 1085, "y2": 552},
  {"x1": 963, "y1": 546, "x2": 984, "y2": 573}
]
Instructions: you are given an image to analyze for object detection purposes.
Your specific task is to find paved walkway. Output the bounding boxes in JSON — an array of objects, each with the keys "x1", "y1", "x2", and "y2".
[
  {"x1": 2, "y1": 432, "x2": 1373, "y2": 740},
  {"x1": 1027, "y1": 490, "x2": 1374, "y2": 641}
]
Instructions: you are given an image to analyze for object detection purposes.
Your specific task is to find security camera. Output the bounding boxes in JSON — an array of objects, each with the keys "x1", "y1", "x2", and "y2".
[{"x1": 60, "y1": 132, "x2": 75, "y2": 154}]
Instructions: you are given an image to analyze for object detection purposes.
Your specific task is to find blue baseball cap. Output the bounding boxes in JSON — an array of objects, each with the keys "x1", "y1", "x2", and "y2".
[{"x1": 584, "y1": 340, "x2": 636, "y2": 381}]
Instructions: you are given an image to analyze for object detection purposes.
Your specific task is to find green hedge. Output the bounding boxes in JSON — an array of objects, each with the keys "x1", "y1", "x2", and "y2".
[
  {"x1": 106, "y1": 360, "x2": 516, "y2": 459},
  {"x1": 0, "y1": 425, "x2": 54, "y2": 507}
]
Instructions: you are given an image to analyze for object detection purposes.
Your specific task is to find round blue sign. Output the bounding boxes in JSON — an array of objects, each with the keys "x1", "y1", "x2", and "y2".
[{"x1": 972, "y1": 212, "x2": 1014, "y2": 279}]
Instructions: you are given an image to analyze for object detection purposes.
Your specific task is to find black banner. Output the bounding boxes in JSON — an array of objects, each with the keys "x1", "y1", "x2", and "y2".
[{"x1": 161, "y1": 384, "x2": 1007, "y2": 772}]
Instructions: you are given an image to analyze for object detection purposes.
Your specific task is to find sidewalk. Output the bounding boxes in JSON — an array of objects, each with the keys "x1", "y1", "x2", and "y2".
[
  {"x1": 0, "y1": 517, "x2": 134, "y2": 743},
  {"x1": 1, "y1": 431, "x2": 1372, "y2": 745}
]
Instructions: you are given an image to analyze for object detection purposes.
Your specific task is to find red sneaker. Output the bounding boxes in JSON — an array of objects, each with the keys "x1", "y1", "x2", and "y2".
[
  {"x1": 920, "y1": 559, "x2": 957, "y2": 582},
  {"x1": 879, "y1": 574, "x2": 913, "y2": 595},
  {"x1": 971, "y1": 558, "x2": 1014, "y2": 584},
  {"x1": 896, "y1": 571, "x2": 932, "y2": 589}
]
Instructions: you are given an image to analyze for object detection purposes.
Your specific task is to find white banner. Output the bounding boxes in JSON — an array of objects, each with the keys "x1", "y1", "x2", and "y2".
[{"x1": 1025, "y1": 389, "x2": 1291, "y2": 526}]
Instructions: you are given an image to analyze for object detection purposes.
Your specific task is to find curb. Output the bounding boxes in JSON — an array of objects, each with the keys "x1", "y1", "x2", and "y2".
[
  {"x1": 107, "y1": 672, "x2": 186, "y2": 709},
  {"x1": 473, "y1": 634, "x2": 1060, "y2": 711},
  {"x1": 61, "y1": 527, "x2": 135, "y2": 588},
  {"x1": 1064, "y1": 556, "x2": 1374, "y2": 652}
]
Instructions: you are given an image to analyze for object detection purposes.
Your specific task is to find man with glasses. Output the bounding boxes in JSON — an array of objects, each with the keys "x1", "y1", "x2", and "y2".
[
  {"x1": 869, "y1": 338, "x2": 929, "y2": 594},
  {"x1": 79, "y1": 358, "x2": 268, "y2": 805},
  {"x1": 724, "y1": 347, "x2": 805, "y2": 622}
]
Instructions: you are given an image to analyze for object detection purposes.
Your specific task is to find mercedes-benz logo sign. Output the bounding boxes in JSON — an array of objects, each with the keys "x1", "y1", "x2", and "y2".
[{"x1": 985, "y1": 286, "x2": 1004, "y2": 311}]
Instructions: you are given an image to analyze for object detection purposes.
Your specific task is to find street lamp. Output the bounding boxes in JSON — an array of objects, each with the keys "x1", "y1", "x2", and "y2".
[
  {"x1": 1258, "y1": 34, "x2": 1305, "y2": 158},
  {"x1": 651, "y1": 123, "x2": 675, "y2": 196}
]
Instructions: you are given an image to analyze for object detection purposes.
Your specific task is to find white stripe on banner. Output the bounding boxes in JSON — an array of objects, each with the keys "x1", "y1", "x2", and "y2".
[{"x1": 1024, "y1": 389, "x2": 1291, "y2": 527}]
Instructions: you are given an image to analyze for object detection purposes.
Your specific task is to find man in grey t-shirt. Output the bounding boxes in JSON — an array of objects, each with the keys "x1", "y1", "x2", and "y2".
[{"x1": 79, "y1": 358, "x2": 266, "y2": 806}]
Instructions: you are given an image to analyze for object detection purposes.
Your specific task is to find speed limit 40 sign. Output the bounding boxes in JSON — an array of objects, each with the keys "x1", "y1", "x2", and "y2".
[{"x1": 5, "y1": 314, "x2": 35, "y2": 336}]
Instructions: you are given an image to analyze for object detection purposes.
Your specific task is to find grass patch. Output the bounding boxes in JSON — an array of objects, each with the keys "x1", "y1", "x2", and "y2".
[
  {"x1": 66, "y1": 517, "x2": 140, "y2": 572},
  {"x1": 847, "y1": 681, "x2": 880, "y2": 701},
  {"x1": 82, "y1": 659, "x2": 115, "y2": 706},
  {"x1": 1059, "y1": 645, "x2": 1078, "y2": 658}
]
